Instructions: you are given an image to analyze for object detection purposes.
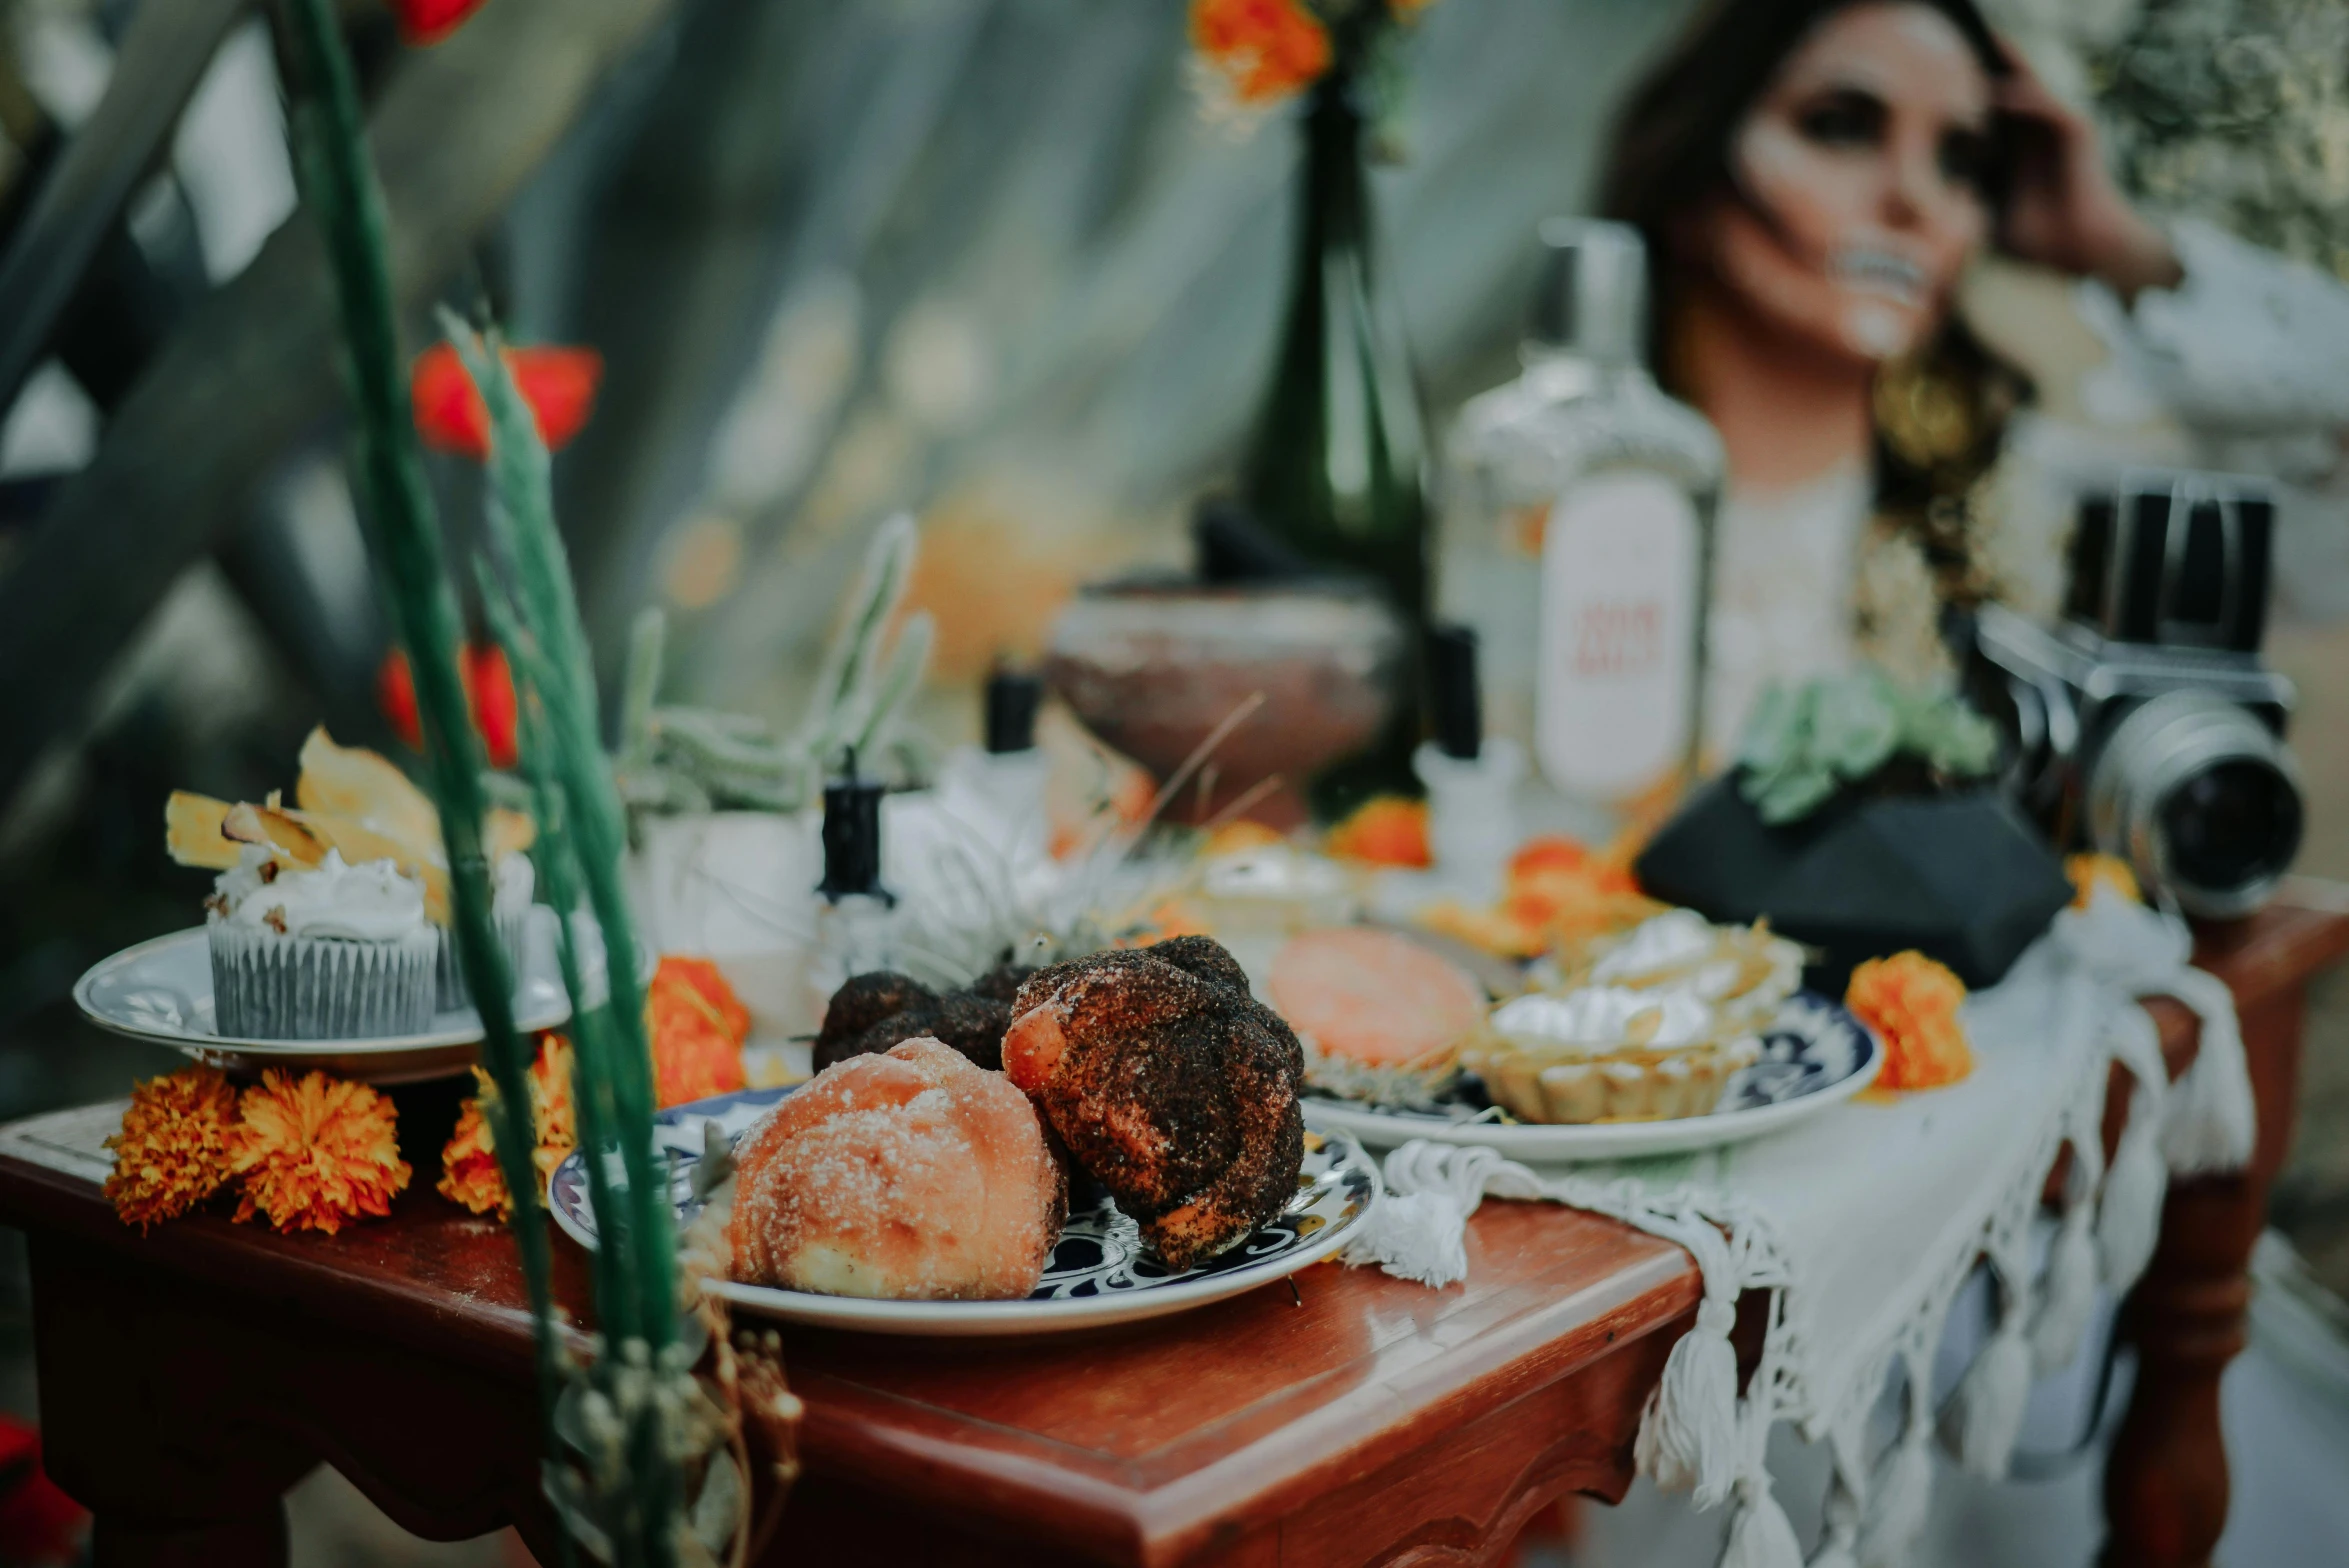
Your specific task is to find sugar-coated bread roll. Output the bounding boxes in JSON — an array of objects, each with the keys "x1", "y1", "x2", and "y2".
[{"x1": 728, "y1": 1037, "x2": 1066, "y2": 1300}]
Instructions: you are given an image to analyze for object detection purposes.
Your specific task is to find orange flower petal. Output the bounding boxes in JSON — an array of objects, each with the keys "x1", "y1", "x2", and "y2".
[
  {"x1": 227, "y1": 1070, "x2": 411, "y2": 1235},
  {"x1": 1846, "y1": 952, "x2": 1972, "y2": 1092},
  {"x1": 1326, "y1": 796, "x2": 1432, "y2": 869},
  {"x1": 105, "y1": 1067, "x2": 240, "y2": 1231}
]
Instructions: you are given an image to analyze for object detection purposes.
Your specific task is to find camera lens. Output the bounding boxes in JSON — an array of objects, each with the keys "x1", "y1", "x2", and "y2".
[
  {"x1": 2161, "y1": 761, "x2": 2303, "y2": 899},
  {"x1": 2086, "y1": 690, "x2": 2303, "y2": 919}
]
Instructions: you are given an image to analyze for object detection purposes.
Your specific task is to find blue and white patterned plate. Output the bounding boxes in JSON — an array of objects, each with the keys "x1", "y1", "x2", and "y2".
[
  {"x1": 547, "y1": 1085, "x2": 1382, "y2": 1337},
  {"x1": 1302, "y1": 990, "x2": 1881, "y2": 1162}
]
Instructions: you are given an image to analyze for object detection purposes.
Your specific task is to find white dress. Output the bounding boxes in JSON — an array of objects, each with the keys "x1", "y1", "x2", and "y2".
[{"x1": 1700, "y1": 218, "x2": 2349, "y2": 758}]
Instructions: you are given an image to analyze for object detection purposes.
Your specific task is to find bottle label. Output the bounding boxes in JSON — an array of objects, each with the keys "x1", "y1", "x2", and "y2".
[{"x1": 1535, "y1": 470, "x2": 1699, "y2": 798}]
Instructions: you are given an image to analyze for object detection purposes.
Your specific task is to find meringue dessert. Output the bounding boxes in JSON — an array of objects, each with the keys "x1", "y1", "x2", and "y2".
[
  {"x1": 1567, "y1": 909, "x2": 1803, "y2": 1027},
  {"x1": 1462, "y1": 983, "x2": 1760, "y2": 1125}
]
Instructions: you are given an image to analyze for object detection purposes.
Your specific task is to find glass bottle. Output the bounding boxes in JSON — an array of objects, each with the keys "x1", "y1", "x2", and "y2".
[
  {"x1": 808, "y1": 767, "x2": 898, "y2": 1011},
  {"x1": 1243, "y1": 71, "x2": 1432, "y2": 633},
  {"x1": 1435, "y1": 219, "x2": 1724, "y2": 836}
]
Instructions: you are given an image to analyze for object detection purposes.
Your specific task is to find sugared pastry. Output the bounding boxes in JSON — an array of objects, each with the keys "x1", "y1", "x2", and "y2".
[
  {"x1": 812, "y1": 971, "x2": 1012, "y2": 1072},
  {"x1": 729, "y1": 1037, "x2": 1066, "y2": 1300},
  {"x1": 1267, "y1": 927, "x2": 1484, "y2": 1111},
  {"x1": 1002, "y1": 936, "x2": 1304, "y2": 1272}
]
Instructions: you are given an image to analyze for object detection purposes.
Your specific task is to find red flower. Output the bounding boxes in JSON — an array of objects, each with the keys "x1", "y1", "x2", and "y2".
[
  {"x1": 468, "y1": 644, "x2": 519, "y2": 769},
  {"x1": 378, "y1": 648, "x2": 421, "y2": 751},
  {"x1": 377, "y1": 644, "x2": 521, "y2": 768},
  {"x1": 392, "y1": 0, "x2": 490, "y2": 46},
  {"x1": 411, "y1": 342, "x2": 602, "y2": 459}
]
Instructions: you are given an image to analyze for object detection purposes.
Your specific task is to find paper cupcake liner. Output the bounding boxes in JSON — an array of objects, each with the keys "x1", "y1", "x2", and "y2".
[
  {"x1": 433, "y1": 905, "x2": 534, "y2": 1012},
  {"x1": 208, "y1": 919, "x2": 439, "y2": 1041}
]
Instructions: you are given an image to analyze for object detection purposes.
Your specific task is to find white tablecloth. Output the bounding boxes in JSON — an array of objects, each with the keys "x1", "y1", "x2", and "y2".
[{"x1": 1347, "y1": 891, "x2": 2250, "y2": 1568}]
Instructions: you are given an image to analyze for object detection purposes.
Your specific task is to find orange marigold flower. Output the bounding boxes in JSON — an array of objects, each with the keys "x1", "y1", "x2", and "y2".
[
  {"x1": 648, "y1": 958, "x2": 749, "y2": 1109},
  {"x1": 1847, "y1": 951, "x2": 1973, "y2": 1092},
  {"x1": 1508, "y1": 835, "x2": 1594, "y2": 881},
  {"x1": 1191, "y1": 0, "x2": 1332, "y2": 106},
  {"x1": 104, "y1": 1067, "x2": 240, "y2": 1231},
  {"x1": 2066, "y1": 852, "x2": 2141, "y2": 910},
  {"x1": 437, "y1": 1033, "x2": 577, "y2": 1218},
  {"x1": 1203, "y1": 820, "x2": 1285, "y2": 858},
  {"x1": 437, "y1": 1094, "x2": 505, "y2": 1217},
  {"x1": 227, "y1": 1070, "x2": 412, "y2": 1235},
  {"x1": 1326, "y1": 796, "x2": 1432, "y2": 868}
]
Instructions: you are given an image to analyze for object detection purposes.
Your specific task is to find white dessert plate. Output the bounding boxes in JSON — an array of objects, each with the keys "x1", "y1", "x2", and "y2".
[
  {"x1": 1302, "y1": 991, "x2": 1881, "y2": 1162},
  {"x1": 72, "y1": 906, "x2": 572, "y2": 1083},
  {"x1": 548, "y1": 1084, "x2": 1381, "y2": 1337}
]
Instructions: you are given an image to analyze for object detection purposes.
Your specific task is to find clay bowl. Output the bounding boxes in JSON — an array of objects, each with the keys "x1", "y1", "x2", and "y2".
[{"x1": 1045, "y1": 577, "x2": 1404, "y2": 830}]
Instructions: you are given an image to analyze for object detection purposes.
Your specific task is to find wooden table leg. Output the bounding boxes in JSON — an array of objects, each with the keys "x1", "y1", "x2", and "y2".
[
  {"x1": 28, "y1": 1235, "x2": 312, "y2": 1568},
  {"x1": 24, "y1": 1231, "x2": 559, "y2": 1568},
  {"x1": 2102, "y1": 988, "x2": 2307, "y2": 1567}
]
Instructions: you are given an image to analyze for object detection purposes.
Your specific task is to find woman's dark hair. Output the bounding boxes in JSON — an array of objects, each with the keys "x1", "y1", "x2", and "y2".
[{"x1": 1600, "y1": 0, "x2": 2031, "y2": 604}]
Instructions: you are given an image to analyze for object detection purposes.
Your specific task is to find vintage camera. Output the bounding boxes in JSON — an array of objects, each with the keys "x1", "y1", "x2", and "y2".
[{"x1": 1971, "y1": 469, "x2": 2302, "y2": 918}]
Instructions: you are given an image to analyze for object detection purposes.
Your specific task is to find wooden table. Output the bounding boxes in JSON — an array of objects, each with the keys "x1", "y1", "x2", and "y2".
[{"x1": 2, "y1": 903, "x2": 2341, "y2": 1568}]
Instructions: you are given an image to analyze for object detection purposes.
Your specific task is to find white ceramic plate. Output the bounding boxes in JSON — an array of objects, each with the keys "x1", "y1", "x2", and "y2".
[
  {"x1": 1302, "y1": 992, "x2": 1881, "y2": 1162},
  {"x1": 72, "y1": 906, "x2": 572, "y2": 1083},
  {"x1": 548, "y1": 1085, "x2": 1381, "y2": 1337}
]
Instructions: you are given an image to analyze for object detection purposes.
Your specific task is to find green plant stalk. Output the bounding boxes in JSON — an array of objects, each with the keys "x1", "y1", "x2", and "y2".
[
  {"x1": 480, "y1": 574, "x2": 640, "y2": 1349},
  {"x1": 447, "y1": 313, "x2": 674, "y2": 1352},
  {"x1": 451, "y1": 319, "x2": 683, "y2": 1566},
  {"x1": 275, "y1": 0, "x2": 563, "y2": 1442},
  {"x1": 619, "y1": 608, "x2": 666, "y2": 769},
  {"x1": 488, "y1": 599, "x2": 676, "y2": 1563}
]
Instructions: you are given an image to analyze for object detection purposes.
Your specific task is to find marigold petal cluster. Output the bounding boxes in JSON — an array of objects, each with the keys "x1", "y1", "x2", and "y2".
[
  {"x1": 647, "y1": 959, "x2": 749, "y2": 1109},
  {"x1": 1418, "y1": 834, "x2": 1661, "y2": 959},
  {"x1": 1190, "y1": 0, "x2": 1332, "y2": 106},
  {"x1": 2066, "y1": 852, "x2": 2141, "y2": 911},
  {"x1": 1846, "y1": 951, "x2": 1973, "y2": 1091},
  {"x1": 438, "y1": 1033, "x2": 578, "y2": 1218},
  {"x1": 104, "y1": 1067, "x2": 240, "y2": 1231},
  {"x1": 228, "y1": 1070, "x2": 412, "y2": 1235},
  {"x1": 1326, "y1": 796, "x2": 1432, "y2": 868}
]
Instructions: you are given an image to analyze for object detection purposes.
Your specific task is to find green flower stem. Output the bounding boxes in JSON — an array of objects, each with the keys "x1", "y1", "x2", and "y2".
[
  {"x1": 481, "y1": 575, "x2": 639, "y2": 1350},
  {"x1": 447, "y1": 313, "x2": 674, "y2": 1354},
  {"x1": 450, "y1": 316, "x2": 683, "y2": 1567},
  {"x1": 275, "y1": 0, "x2": 561, "y2": 1428}
]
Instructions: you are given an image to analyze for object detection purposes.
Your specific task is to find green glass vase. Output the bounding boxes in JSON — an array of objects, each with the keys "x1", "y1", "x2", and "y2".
[{"x1": 1242, "y1": 71, "x2": 1431, "y2": 803}]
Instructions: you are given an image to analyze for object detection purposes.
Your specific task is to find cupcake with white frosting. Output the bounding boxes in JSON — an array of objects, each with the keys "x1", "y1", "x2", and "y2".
[
  {"x1": 206, "y1": 845, "x2": 438, "y2": 1039},
  {"x1": 433, "y1": 849, "x2": 536, "y2": 1011},
  {"x1": 1462, "y1": 980, "x2": 1760, "y2": 1124}
]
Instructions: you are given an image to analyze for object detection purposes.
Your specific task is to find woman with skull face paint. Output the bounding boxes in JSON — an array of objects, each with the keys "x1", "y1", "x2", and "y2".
[{"x1": 1601, "y1": 0, "x2": 2349, "y2": 755}]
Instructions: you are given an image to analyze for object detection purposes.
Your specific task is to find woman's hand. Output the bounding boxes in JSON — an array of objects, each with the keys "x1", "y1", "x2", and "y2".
[{"x1": 1993, "y1": 42, "x2": 2183, "y2": 301}]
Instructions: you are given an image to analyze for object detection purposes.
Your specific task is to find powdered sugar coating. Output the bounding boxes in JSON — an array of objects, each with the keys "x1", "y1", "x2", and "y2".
[{"x1": 728, "y1": 1037, "x2": 1066, "y2": 1300}]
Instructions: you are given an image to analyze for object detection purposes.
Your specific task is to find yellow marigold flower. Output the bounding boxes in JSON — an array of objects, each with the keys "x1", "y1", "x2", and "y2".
[
  {"x1": 1191, "y1": 0, "x2": 1331, "y2": 106},
  {"x1": 228, "y1": 1070, "x2": 411, "y2": 1235},
  {"x1": 104, "y1": 1066, "x2": 240, "y2": 1231},
  {"x1": 1325, "y1": 795, "x2": 1432, "y2": 868},
  {"x1": 1846, "y1": 951, "x2": 1972, "y2": 1092},
  {"x1": 2066, "y1": 852, "x2": 2141, "y2": 910}
]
